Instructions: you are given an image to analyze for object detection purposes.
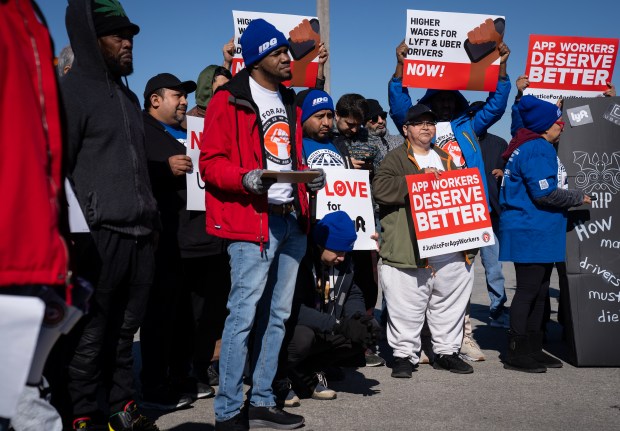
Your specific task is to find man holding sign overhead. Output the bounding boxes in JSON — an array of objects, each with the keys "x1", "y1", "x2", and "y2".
[
  {"x1": 200, "y1": 18, "x2": 325, "y2": 431},
  {"x1": 389, "y1": 12, "x2": 512, "y2": 362}
]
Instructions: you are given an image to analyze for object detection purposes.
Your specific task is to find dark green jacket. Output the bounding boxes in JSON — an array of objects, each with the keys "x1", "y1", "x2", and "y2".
[{"x1": 373, "y1": 143, "x2": 477, "y2": 269}]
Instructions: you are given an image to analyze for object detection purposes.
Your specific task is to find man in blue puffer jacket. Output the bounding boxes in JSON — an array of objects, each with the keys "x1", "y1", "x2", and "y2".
[{"x1": 387, "y1": 38, "x2": 512, "y2": 363}]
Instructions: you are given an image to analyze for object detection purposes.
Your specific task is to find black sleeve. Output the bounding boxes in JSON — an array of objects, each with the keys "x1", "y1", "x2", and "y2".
[{"x1": 534, "y1": 188, "x2": 584, "y2": 209}]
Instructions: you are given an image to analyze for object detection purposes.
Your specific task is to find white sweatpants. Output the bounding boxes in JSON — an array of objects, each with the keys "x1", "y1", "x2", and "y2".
[{"x1": 381, "y1": 255, "x2": 473, "y2": 363}]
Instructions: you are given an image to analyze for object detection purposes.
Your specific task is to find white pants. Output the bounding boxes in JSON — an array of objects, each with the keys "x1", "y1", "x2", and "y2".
[{"x1": 381, "y1": 255, "x2": 473, "y2": 364}]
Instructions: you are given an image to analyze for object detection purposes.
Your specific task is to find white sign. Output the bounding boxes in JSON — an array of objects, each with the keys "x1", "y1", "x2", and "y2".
[
  {"x1": 232, "y1": 10, "x2": 320, "y2": 87},
  {"x1": 0, "y1": 295, "x2": 45, "y2": 418},
  {"x1": 315, "y1": 168, "x2": 376, "y2": 250},
  {"x1": 65, "y1": 178, "x2": 89, "y2": 233},
  {"x1": 186, "y1": 115, "x2": 206, "y2": 211},
  {"x1": 404, "y1": 9, "x2": 505, "y2": 91}
]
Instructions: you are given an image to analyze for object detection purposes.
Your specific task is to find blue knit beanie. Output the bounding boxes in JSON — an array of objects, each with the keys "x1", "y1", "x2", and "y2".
[
  {"x1": 301, "y1": 90, "x2": 334, "y2": 123},
  {"x1": 518, "y1": 95, "x2": 562, "y2": 133},
  {"x1": 240, "y1": 19, "x2": 289, "y2": 67},
  {"x1": 313, "y1": 211, "x2": 357, "y2": 252}
]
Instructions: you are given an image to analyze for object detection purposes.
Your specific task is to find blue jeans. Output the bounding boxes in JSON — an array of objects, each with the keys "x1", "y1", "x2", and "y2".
[
  {"x1": 214, "y1": 214, "x2": 307, "y2": 422},
  {"x1": 479, "y1": 232, "x2": 507, "y2": 318}
]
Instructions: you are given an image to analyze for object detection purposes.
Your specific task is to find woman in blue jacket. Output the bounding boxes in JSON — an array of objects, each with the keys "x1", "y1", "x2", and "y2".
[{"x1": 499, "y1": 96, "x2": 591, "y2": 373}]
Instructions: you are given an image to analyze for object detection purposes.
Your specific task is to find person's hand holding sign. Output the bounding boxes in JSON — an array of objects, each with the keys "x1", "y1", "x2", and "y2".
[
  {"x1": 603, "y1": 82, "x2": 616, "y2": 97},
  {"x1": 222, "y1": 37, "x2": 235, "y2": 70},
  {"x1": 316, "y1": 42, "x2": 329, "y2": 84},
  {"x1": 423, "y1": 167, "x2": 443, "y2": 180},
  {"x1": 394, "y1": 39, "x2": 408, "y2": 79},
  {"x1": 169, "y1": 155, "x2": 193, "y2": 176},
  {"x1": 288, "y1": 18, "x2": 321, "y2": 87}
]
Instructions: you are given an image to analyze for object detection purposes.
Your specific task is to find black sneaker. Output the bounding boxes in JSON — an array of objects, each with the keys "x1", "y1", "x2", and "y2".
[
  {"x1": 364, "y1": 349, "x2": 386, "y2": 367},
  {"x1": 72, "y1": 416, "x2": 107, "y2": 430},
  {"x1": 208, "y1": 362, "x2": 220, "y2": 386},
  {"x1": 248, "y1": 406, "x2": 304, "y2": 430},
  {"x1": 108, "y1": 401, "x2": 160, "y2": 431},
  {"x1": 141, "y1": 386, "x2": 194, "y2": 411},
  {"x1": 215, "y1": 413, "x2": 249, "y2": 431},
  {"x1": 432, "y1": 353, "x2": 474, "y2": 374},
  {"x1": 273, "y1": 379, "x2": 300, "y2": 408},
  {"x1": 172, "y1": 377, "x2": 215, "y2": 400},
  {"x1": 391, "y1": 357, "x2": 413, "y2": 378}
]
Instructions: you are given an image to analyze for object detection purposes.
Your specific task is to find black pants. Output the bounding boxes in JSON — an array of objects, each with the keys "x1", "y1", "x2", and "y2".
[
  {"x1": 67, "y1": 229, "x2": 154, "y2": 416},
  {"x1": 351, "y1": 251, "x2": 378, "y2": 311},
  {"x1": 510, "y1": 263, "x2": 554, "y2": 335},
  {"x1": 285, "y1": 325, "x2": 363, "y2": 398},
  {"x1": 140, "y1": 244, "x2": 194, "y2": 394},
  {"x1": 182, "y1": 254, "x2": 231, "y2": 381}
]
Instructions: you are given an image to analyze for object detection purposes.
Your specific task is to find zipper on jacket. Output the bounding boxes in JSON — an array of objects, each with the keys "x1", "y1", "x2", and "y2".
[
  {"x1": 462, "y1": 131, "x2": 478, "y2": 153},
  {"x1": 259, "y1": 216, "x2": 265, "y2": 253}
]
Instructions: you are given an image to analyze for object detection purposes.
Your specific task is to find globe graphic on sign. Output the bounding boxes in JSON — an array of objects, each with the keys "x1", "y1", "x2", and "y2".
[{"x1": 307, "y1": 149, "x2": 344, "y2": 167}]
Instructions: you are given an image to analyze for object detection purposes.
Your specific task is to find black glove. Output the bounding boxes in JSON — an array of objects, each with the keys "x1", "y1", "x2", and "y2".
[
  {"x1": 359, "y1": 315, "x2": 382, "y2": 346},
  {"x1": 242, "y1": 169, "x2": 276, "y2": 195},
  {"x1": 306, "y1": 168, "x2": 326, "y2": 192},
  {"x1": 334, "y1": 312, "x2": 370, "y2": 345}
]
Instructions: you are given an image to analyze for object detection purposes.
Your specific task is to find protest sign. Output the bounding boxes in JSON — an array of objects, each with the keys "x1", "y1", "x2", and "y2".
[
  {"x1": 406, "y1": 168, "x2": 494, "y2": 258},
  {"x1": 560, "y1": 96, "x2": 620, "y2": 366},
  {"x1": 315, "y1": 168, "x2": 376, "y2": 250},
  {"x1": 403, "y1": 10, "x2": 505, "y2": 91},
  {"x1": 232, "y1": 11, "x2": 320, "y2": 88},
  {"x1": 65, "y1": 178, "x2": 89, "y2": 233},
  {"x1": 186, "y1": 115, "x2": 206, "y2": 211},
  {"x1": 524, "y1": 35, "x2": 618, "y2": 102}
]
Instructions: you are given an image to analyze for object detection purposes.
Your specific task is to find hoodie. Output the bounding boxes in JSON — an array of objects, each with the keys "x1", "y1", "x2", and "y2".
[
  {"x1": 187, "y1": 65, "x2": 219, "y2": 118},
  {"x1": 61, "y1": 0, "x2": 159, "y2": 236}
]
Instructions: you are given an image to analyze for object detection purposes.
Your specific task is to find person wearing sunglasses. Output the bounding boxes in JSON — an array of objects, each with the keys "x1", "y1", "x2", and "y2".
[
  {"x1": 500, "y1": 95, "x2": 592, "y2": 373},
  {"x1": 365, "y1": 99, "x2": 402, "y2": 173}
]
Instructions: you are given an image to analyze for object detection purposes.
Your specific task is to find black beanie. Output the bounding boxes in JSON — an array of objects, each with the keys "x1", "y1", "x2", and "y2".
[{"x1": 91, "y1": 0, "x2": 140, "y2": 37}]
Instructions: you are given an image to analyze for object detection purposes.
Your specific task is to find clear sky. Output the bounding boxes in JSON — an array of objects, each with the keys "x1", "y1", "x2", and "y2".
[{"x1": 38, "y1": 0, "x2": 619, "y2": 139}]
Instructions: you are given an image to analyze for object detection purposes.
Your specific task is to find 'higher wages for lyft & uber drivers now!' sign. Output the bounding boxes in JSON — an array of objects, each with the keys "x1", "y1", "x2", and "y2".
[{"x1": 406, "y1": 168, "x2": 494, "y2": 258}]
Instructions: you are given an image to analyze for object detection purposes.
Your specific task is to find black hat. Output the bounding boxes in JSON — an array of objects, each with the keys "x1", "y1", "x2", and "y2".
[
  {"x1": 365, "y1": 99, "x2": 387, "y2": 122},
  {"x1": 143, "y1": 73, "x2": 197, "y2": 100},
  {"x1": 404, "y1": 104, "x2": 438, "y2": 125},
  {"x1": 91, "y1": 0, "x2": 140, "y2": 37}
]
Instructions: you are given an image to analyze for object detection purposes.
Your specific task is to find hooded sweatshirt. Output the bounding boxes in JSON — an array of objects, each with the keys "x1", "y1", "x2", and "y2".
[
  {"x1": 62, "y1": 0, "x2": 159, "y2": 236},
  {"x1": 187, "y1": 65, "x2": 218, "y2": 118}
]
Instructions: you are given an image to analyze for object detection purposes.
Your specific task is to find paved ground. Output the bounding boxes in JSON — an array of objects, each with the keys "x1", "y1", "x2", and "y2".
[{"x1": 142, "y1": 262, "x2": 620, "y2": 431}]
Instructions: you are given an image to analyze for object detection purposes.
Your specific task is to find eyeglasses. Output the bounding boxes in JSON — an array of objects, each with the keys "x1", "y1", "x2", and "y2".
[
  {"x1": 369, "y1": 112, "x2": 387, "y2": 124},
  {"x1": 408, "y1": 121, "x2": 437, "y2": 128},
  {"x1": 555, "y1": 120, "x2": 565, "y2": 130}
]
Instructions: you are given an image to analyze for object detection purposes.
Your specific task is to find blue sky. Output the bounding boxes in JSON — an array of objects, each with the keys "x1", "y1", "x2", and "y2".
[{"x1": 39, "y1": 0, "x2": 619, "y2": 138}]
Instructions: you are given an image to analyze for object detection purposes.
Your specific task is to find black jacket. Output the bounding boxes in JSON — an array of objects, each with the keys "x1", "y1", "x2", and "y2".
[
  {"x1": 291, "y1": 251, "x2": 366, "y2": 333},
  {"x1": 62, "y1": 0, "x2": 158, "y2": 236},
  {"x1": 478, "y1": 132, "x2": 508, "y2": 221},
  {"x1": 143, "y1": 112, "x2": 227, "y2": 257}
]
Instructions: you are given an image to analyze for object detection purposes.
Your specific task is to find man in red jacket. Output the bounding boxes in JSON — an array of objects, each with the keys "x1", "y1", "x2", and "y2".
[
  {"x1": 200, "y1": 18, "x2": 325, "y2": 431},
  {"x1": 0, "y1": 1, "x2": 89, "y2": 430}
]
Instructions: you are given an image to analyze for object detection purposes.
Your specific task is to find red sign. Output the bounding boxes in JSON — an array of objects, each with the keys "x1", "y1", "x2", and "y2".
[
  {"x1": 406, "y1": 168, "x2": 494, "y2": 257},
  {"x1": 525, "y1": 35, "x2": 619, "y2": 99}
]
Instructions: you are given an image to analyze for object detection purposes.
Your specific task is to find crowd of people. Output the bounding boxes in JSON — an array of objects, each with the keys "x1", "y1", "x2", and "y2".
[{"x1": 1, "y1": 1, "x2": 616, "y2": 431}]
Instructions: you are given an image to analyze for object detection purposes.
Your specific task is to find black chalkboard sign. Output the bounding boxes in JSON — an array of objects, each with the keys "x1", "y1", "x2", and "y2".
[{"x1": 560, "y1": 96, "x2": 620, "y2": 366}]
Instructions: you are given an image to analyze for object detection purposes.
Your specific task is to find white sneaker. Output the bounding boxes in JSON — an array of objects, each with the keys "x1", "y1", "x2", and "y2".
[
  {"x1": 459, "y1": 335, "x2": 486, "y2": 362},
  {"x1": 490, "y1": 312, "x2": 510, "y2": 329}
]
